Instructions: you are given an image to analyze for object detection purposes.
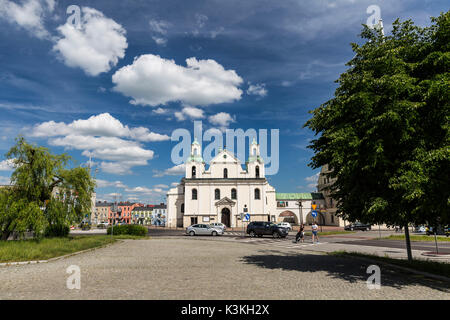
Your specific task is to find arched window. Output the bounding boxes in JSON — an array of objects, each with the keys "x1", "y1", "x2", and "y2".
[
  {"x1": 231, "y1": 188, "x2": 237, "y2": 200},
  {"x1": 193, "y1": 148, "x2": 198, "y2": 156},
  {"x1": 181, "y1": 203, "x2": 184, "y2": 213},
  {"x1": 254, "y1": 188, "x2": 260, "y2": 200},
  {"x1": 215, "y1": 189, "x2": 220, "y2": 200},
  {"x1": 252, "y1": 148, "x2": 256, "y2": 156},
  {"x1": 223, "y1": 168, "x2": 228, "y2": 178},
  {"x1": 192, "y1": 166, "x2": 196, "y2": 178},
  {"x1": 192, "y1": 188, "x2": 197, "y2": 200},
  {"x1": 255, "y1": 166, "x2": 260, "y2": 178}
]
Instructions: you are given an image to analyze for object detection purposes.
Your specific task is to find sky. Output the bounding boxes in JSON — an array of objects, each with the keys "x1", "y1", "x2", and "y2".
[{"x1": 0, "y1": 0, "x2": 447, "y2": 203}]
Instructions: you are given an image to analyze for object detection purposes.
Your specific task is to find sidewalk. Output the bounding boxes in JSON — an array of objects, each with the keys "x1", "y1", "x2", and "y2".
[{"x1": 301, "y1": 241, "x2": 450, "y2": 263}]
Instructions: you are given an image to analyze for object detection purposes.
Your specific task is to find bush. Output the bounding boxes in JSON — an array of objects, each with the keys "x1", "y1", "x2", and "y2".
[
  {"x1": 107, "y1": 224, "x2": 147, "y2": 236},
  {"x1": 45, "y1": 224, "x2": 70, "y2": 237}
]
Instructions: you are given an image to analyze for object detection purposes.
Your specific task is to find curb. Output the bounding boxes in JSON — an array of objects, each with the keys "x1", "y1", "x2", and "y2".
[
  {"x1": 0, "y1": 240, "x2": 121, "y2": 267},
  {"x1": 333, "y1": 252, "x2": 450, "y2": 283}
]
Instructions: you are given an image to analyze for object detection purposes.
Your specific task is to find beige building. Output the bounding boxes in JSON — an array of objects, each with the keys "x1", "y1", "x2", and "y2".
[
  {"x1": 275, "y1": 193, "x2": 327, "y2": 225},
  {"x1": 167, "y1": 139, "x2": 277, "y2": 228}
]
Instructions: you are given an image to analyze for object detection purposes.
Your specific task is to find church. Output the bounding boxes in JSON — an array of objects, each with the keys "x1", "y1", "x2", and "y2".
[{"x1": 166, "y1": 139, "x2": 278, "y2": 228}]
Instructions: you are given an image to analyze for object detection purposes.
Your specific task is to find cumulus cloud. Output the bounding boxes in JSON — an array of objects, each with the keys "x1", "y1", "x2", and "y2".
[
  {"x1": 0, "y1": 175, "x2": 11, "y2": 185},
  {"x1": 95, "y1": 179, "x2": 127, "y2": 189},
  {"x1": 246, "y1": 82, "x2": 267, "y2": 98},
  {"x1": 208, "y1": 112, "x2": 235, "y2": 130},
  {"x1": 31, "y1": 113, "x2": 169, "y2": 142},
  {"x1": 174, "y1": 107, "x2": 205, "y2": 121},
  {"x1": 53, "y1": 7, "x2": 128, "y2": 76},
  {"x1": 30, "y1": 113, "x2": 167, "y2": 175},
  {"x1": 112, "y1": 54, "x2": 243, "y2": 107},
  {"x1": 153, "y1": 163, "x2": 186, "y2": 177},
  {"x1": 0, "y1": 0, "x2": 54, "y2": 39}
]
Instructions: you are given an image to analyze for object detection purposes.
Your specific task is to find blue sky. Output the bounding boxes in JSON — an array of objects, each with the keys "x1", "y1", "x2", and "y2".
[{"x1": 0, "y1": 0, "x2": 447, "y2": 203}]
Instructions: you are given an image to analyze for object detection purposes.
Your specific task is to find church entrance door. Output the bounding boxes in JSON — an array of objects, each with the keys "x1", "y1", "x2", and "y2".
[{"x1": 221, "y1": 208, "x2": 231, "y2": 227}]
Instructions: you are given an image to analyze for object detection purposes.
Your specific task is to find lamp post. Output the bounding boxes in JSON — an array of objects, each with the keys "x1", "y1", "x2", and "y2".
[{"x1": 296, "y1": 201, "x2": 303, "y2": 226}]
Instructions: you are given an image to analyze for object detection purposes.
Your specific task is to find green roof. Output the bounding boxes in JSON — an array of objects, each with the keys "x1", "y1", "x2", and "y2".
[{"x1": 276, "y1": 193, "x2": 324, "y2": 200}]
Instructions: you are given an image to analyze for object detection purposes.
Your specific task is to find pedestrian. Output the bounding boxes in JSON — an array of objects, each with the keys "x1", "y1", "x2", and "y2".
[
  {"x1": 295, "y1": 224, "x2": 305, "y2": 243},
  {"x1": 311, "y1": 222, "x2": 319, "y2": 243}
]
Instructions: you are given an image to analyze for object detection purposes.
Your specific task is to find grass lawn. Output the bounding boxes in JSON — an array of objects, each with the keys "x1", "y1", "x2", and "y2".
[
  {"x1": 330, "y1": 251, "x2": 450, "y2": 279},
  {"x1": 303, "y1": 231, "x2": 356, "y2": 236},
  {"x1": 384, "y1": 234, "x2": 450, "y2": 242},
  {"x1": 0, "y1": 235, "x2": 145, "y2": 263}
]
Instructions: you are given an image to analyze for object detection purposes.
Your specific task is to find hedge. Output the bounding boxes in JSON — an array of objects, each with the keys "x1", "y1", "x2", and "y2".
[{"x1": 106, "y1": 224, "x2": 148, "y2": 236}]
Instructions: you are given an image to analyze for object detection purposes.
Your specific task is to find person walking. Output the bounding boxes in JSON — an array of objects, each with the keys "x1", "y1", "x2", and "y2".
[
  {"x1": 295, "y1": 224, "x2": 305, "y2": 243},
  {"x1": 311, "y1": 222, "x2": 319, "y2": 243}
]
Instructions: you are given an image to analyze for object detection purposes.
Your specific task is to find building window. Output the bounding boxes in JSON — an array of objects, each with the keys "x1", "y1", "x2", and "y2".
[
  {"x1": 224, "y1": 168, "x2": 228, "y2": 178},
  {"x1": 192, "y1": 188, "x2": 197, "y2": 200},
  {"x1": 256, "y1": 166, "x2": 260, "y2": 178},
  {"x1": 192, "y1": 166, "x2": 196, "y2": 178},
  {"x1": 254, "y1": 188, "x2": 260, "y2": 200},
  {"x1": 181, "y1": 203, "x2": 184, "y2": 213},
  {"x1": 231, "y1": 188, "x2": 237, "y2": 200},
  {"x1": 215, "y1": 189, "x2": 220, "y2": 200}
]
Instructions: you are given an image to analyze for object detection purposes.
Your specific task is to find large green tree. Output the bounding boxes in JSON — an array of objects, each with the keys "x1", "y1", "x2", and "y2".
[
  {"x1": 305, "y1": 12, "x2": 449, "y2": 260},
  {"x1": 0, "y1": 136, "x2": 95, "y2": 239}
]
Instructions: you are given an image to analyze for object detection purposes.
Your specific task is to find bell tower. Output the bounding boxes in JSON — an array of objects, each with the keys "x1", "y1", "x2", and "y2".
[
  {"x1": 246, "y1": 138, "x2": 264, "y2": 178},
  {"x1": 186, "y1": 138, "x2": 205, "y2": 178}
]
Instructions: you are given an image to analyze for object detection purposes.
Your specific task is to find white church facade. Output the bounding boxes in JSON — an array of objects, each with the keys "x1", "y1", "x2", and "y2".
[{"x1": 166, "y1": 139, "x2": 278, "y2": 228}]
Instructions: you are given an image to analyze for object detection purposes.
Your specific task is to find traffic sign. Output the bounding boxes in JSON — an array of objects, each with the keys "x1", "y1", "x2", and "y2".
[
  {"x1": 311, "y1": 210, "x2": 318, "y2": 218},
  {"x1": 312, "y1": 204, "x2": 317, "y2": 211},
  {"x1": 244, "y1": 213, "x2": 250, "y2": 222}
]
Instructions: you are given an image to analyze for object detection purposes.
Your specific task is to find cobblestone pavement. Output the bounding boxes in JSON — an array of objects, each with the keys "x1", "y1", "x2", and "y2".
[{"x1": 0, "y1": 238, "x2": 448, "y2": 300}]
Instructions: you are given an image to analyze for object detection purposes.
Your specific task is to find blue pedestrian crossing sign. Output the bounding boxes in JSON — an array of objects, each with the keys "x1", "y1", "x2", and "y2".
[
  {"x1": 311, "y1": 211, "x2": 318, "y2": 218},
  {"x1": 244, "y1": 213, "x2": 250, "y2": 222}
]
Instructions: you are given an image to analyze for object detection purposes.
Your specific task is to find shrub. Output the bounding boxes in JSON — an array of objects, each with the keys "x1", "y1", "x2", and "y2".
[
  {"x1": 107, "y1": 224, "x2": 147, "y2": 236},
  {"x1": 45, "y1": 224, "x2": 70, "y2": 237}
]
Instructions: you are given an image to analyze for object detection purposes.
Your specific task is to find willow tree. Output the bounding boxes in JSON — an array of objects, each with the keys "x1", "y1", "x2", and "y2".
[
  {"x1": 0, "y1": 136, "x2": 95, "y2": 239},
  {"x1": 305, "y1": 12, "x2": 449, "y2": 261}
]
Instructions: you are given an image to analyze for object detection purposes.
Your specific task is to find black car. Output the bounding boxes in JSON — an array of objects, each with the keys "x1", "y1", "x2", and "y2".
[
  {"x1": 344, "y1": 222, "x2": 371, "y2": 231},
  {"x1": 246, "y1": 221, "x2": 288, "y2": 238}
]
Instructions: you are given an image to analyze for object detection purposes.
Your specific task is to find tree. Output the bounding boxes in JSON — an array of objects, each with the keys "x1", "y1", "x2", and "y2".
[
  {"x1": 305, "y1": 12, "x2": 449, "y2": 261},
  {"x1": 1, "y1": 136, "x2": 95, "y2": 239}
]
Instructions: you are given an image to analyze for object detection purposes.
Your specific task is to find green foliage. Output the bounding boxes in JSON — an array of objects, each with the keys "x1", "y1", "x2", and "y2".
[
  {"x1": 1, "y1": 136, "x2": 95, "y2": 239},
  {"x1": 305, "y1": 12, "x2": 450, "y2": 227},
  {"x1": 0, "y1": 189, "x2": 46, "y2": 240},
  {"x1": 107, "y1": 224, "x2": 148, "y2": 236}
]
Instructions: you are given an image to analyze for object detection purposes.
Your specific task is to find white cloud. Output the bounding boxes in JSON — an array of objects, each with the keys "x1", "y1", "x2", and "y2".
[
  {"x1": 31, "y1": 113, "x2": 169, "y2": 142},
  {"x1": 53, "y1": 7, "x2": 128, "y2": 76},
  {"x1": 152, "y1": 107, "x2": 168, "y2": 115},
  {"x1": 170, "y1": 182, "x2": 179, "y2": 187},
  {"x1": 153, "y1": 163, "x2": 186, "y2": 177},
  {"x1": 149, "y1": 19, "x2": 170, "y2": 46},
  {"x1": 247, "y1": 82, "x2": 267, "y2": 98},
  {"x1": 0, "y1": 175, "x2": 11, "y2": 185},
  {"x1": 0, "y1": 0, "x2": 54, "y2": 39},
  {"x1": 305, "y1": 172, "x2": 320, "y2": 182},
  {"x1": 95, "y1": 179, "x2": 127, "y2": 189},
  {"x1": 112, "y1": 54, "x2": 243, "y2": 107},
  {"x1": 174, "y1": 107, "x2": 205, "y2": 121},
  {"x1": 208, "y1": 112, "x2": 235, "y2": 129},
  {"x1": 30, "y1": 113, "x2": 167, "y2": 175},
  {"x1": 0, "y1": 158, "x2": 15, "y2": 171}
]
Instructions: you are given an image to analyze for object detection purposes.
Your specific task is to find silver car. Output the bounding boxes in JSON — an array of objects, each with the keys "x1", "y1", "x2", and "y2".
[
  {"x1": 209, "y1": 222, "x2": 226, "y2": 231},
  {"x1": 186, "y1": 224, "x2": 224, "y2": 236}
]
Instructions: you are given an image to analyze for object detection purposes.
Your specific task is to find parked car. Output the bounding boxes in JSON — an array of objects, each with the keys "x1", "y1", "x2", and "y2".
[
  {"x1": 186, "y1": 224, "x2": 224, "y2": 236},
  {"x1": 415, "y1": 225, "x2": 426, "y2": 233},
  {"x1": 210, "y1": 222, "x2": 227, "y2": 231},
  {"x1": 97, "y1": 222, "x2": 109, "y2": 229},
  {"x1": 425, "y1": 226, "x2": 449, "y2": 237},
  {"x1": 277, "y1": 222, "x2": 292, "y2": 232},
  {"x1": 344, "y1": 222, "x2": 371, "y2": 231},
  {"x1": 246, "y1": 221, "x2": 288, "y2": 238}
]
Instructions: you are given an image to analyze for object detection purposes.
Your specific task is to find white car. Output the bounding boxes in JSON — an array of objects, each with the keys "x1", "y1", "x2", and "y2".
[
  {"x1": 186, "y1": 224, "x2": 224, "y2": 236},
  {"x1": 277, "y1": 222, "x2": 292, "y2": 232},
  {"x1": 210, "y1": 222, "x2": 227, "y2": 231}
]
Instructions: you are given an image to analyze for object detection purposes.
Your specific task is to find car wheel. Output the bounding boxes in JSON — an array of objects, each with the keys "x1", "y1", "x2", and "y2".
[
  {"x1": 249, "y1": 231, "x2": 256, "y2": 237},
  {"x1": 272, "y1": 232, "x2": 280, "y2": 238},
  {"x1": 189, "y1": 231, "x2": 195, "y2": 236},
  {"x1": 212, "y1": 231, "x2": 217, "y2": 236},
  {"x1": 350, "y1": 227, "x2": 354, "y2": 231},
  {"x1": 367, "y1": 227, "x2": 370, "y2": 231}
]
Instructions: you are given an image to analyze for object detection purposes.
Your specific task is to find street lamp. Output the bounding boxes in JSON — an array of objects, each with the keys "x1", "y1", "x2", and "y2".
[{"x1": 296, "y1": 201, "x2": 303, "y2": 226}]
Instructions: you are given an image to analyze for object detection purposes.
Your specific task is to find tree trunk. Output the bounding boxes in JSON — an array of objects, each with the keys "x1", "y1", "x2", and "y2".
[
  {"x1": 404, "y1": 223, "x2": 413, "y2": 262},
  {"x1": 1, "y1": 230, "x2": 11, "y2": 241}
]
